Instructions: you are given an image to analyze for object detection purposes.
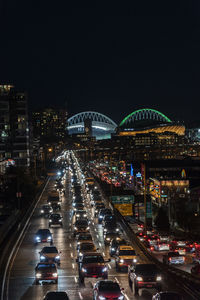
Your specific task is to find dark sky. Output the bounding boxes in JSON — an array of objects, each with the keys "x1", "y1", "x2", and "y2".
[{"x1": 0, "y1": 0, "x2": 200, "y2": 123}]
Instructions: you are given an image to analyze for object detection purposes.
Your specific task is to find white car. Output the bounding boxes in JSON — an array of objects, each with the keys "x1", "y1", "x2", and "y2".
[{"x1": 154, "y1": 242, "x2": 170, "y2": 251}]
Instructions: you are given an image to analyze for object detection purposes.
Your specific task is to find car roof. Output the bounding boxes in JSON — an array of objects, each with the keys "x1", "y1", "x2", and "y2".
[
  {"x1": 83, "y1": 252, "x2": 102, "y2": 256},
  {"x1": 118, "y1": 245, "x2": 134, "y2": 250}
]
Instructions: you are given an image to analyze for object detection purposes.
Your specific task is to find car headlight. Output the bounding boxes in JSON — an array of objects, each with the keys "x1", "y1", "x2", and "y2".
[
  {"x1": 156, "y1": 276, "x2": 162, "y2": 281},
  {"x1": 111, "y1": 248, "x2": 115, "y2": 251},
  {"x1": 76, "y1": 214, "x2": 80, "y2": 217},
  {"x1": 133, "y1": 258, "x2": 137, "y2": 263},
  {"x1": 79, "y1": 252, "x2": 83, "y2": 256},
  {"x1": 59, "y1": 219, "x2": 62, "y2": 222},
  {"x1": 99, "y1": 216, "x2": 103, "y2": 219},
  {"x1": 120, "y1": 259, "x2": 124, "y2": 263},
  {"x1": 83, "y1": 214, "x2": 87, "y2": 217},
  {"x1": 82, "y1": 267, "x2": 87, "y2": 272},
  {"x1": 74, "y1": 208, "x2": 77, "y2": 211},
  {"x1": 104, "y1": 229, "x2": 107, "y2": 232},
  {"x1": 55, "y1": 255, "x2": 60, "y2": 260},
  {"x1": 99, "y1": 296, "x2": 106, "y2": 300},
  {"x1": 40, "y1": 210, "x2": 44, "y2": 213},
  {"x1": 74, "y1": 227, "x2": 77, "y2": 230},
  {"x1": 73, "y1": 203, "x2": 75, "y2": 206},
  {"x1": 47, "y1": 236, "x2": 52, "y2": 240},
  {"x1": 53, "y1": 273, "x2": 58, "y2": 277},
  {"x1": 36, "y1": 236, "x2": 40, "y2": 240},
  {"x1": 77, "y1": 242, "x2": 80, "y2": 245},
  {"x1": 118, "y1": 296, "x2": 124, "y2": 300},
  {"x1": 102, "y1": 267, "x2": 107, "y2": 272},
  {"x1": 86, "y1": 227, "x2": 89, "y2": 230},
  {"x1": 40, "y1": 255, "x2": 46, "y2": 260},
  {"x1": 36, "y1": 273, "x2": 41, "y2": 278},
  {"x1": 49, "y1": 220, "x2": 52, "y2": 222},
  {"x1": 116, "y1": 228, "x2": 119, "y2": 232},
  {"x1": 106, "y1": 237, "x2": 110, "y2": 241},
  {"x1": 136, "y1": 276, "x2": 143, "y2": 281},
  {"x1": 50, "y1": 209, "x2": 53, "y2": 213}
]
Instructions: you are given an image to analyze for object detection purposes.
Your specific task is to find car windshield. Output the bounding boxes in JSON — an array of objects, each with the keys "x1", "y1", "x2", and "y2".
[
  {"x1": 75, "y1": 220, "x2": 88, "y2": 226},
  {"x1": 45, "y1": 292, "x2": 69, "y2": 300},
  {"x1": 169, "y1": 252, "x2": 180, "y2": 257},
  {"x1": 78, "y1": 235, "x2": 92, "y2": 240},
  {"x1": 76, "y1": 210, "x2": 86, "y2": 214},
  {"x1": 37, "y1": 229, "x2": 50, "y2": 235},
  {"x1": 99, "y1": 281, "x2": 120, "y2": 292},
  {"x1": 42, "y1": 247, "x2": 58, "y2": 253},
  {"x1": 100, "y1": 209, "x2": 112, "y2": 215},
  {"x1": 80, "y1": 244, "x2": 94, "y2": 250},
  {"x1": 37, "y1": 264, "x2": 56, "y2": 270},
  {"x1": 43, "y1": 205, "x2": 50, "y2": 209},
  {"x1": 136, "y1": 264, "x2": 158, "y2": 274},
  {"x1": 160, "y1": 293, "x2": 183, "y2": 300},
  {"x1": 105, "y1": 215, "x2": 116, "y2": 221},
  {"x1": 119, "y1": 250, "x2": 136, "y2": 256},
  {"x1": 51, "y1": 214, "x2": 60, "y2": 218},
  {"x1": 83, "y1": 255, "x2": 104, "y2": 263},
  {"x1": 105, "y1": 221, "x2": 117, "y2": 228}
]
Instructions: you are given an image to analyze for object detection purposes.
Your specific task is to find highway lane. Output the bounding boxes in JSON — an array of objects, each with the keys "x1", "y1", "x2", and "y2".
[{"x1": 7, "y1": 167, "x2": 187, "y2": 300}]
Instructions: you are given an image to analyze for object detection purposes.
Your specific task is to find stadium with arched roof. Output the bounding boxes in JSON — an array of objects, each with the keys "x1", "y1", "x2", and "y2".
[
  {"x1": 67, "y1": 111, "x2": 117, "y2": 139},
  {"x1": 119, "y1": 108, "x2": 185, "y2": 136}
]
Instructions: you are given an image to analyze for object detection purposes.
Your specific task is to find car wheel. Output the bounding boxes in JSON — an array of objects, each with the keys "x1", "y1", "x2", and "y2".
[
  {"x1": 79, "y1": 275, "x2": 84, "y2": 284},
  {"x1": 128, "y1": 276, "x2": 132, "y2": 289},
  {"x1": 134, "y1": 283, "x2": 139, "y2": 295}
]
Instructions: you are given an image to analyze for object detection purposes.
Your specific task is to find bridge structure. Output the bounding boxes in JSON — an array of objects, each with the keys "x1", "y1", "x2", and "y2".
[{"x1": 67, "y1": 111, "x2": 117, "y2": 139}]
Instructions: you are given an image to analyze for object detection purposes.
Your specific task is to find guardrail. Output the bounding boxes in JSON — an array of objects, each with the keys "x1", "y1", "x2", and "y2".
[
  {"x1": 0, "y1": 177, "x2": 49, "y2": 300},
  {"x1": 0, "y1": 210, "x2": 20, "y2": 246}
]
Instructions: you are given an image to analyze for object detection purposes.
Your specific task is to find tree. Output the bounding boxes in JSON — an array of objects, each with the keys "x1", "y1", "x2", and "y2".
[{"x1": 154, "y1": 207, "x2": 170, "y2": 231}]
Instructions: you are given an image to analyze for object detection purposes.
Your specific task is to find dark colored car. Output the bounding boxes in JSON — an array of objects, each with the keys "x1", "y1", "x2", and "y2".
[
  {"x1": 77, "y1": 233, "x2": 93, "y2": 247},
  {"x1": 40, "y1": 204, "x2": 53, "y2": 217},
  {"x1": 43, "y1": 291, "x2": 69, "y2": 300},
  {"x1": 103, "y1": 221, "x2": 119, "y2": 235},
  {"x1": 93, "y1": 280, "x2": 124, "y2": 300},
  {"x1": 39, "y1": 246, "x2": 61, "y2": 265},
  {"x1": 49, "y1": 214, "x2": 63, "y2": 227},
  {"x1": 34, "y1": 229, "x2": 53, "y2": 245},
  {"x1": 98, "y1": 208, "x2": 112, "y2": 224},
  {"x1": 152, "y1": 291, "x2": 184, "y2": 300},
  {"x1": 76, "y1": 252, "x2": 110, "y2": 283},
  {"x1": 110, "y1": 238, "x2": 128, "y2": 256},
  {"x1": 74, "y1": 219, "x2": 89, "y2": 236},
  {"x1": 51, "y1": 202, "x2": 61, "y2": 211},
  {"x1": 94, "y1": 203, "x2": 105, "y2": 217},
  {"x1": 104, "y1": 232, "x2": 121, "y2": 245},
  {"x1": 77, "y1": 242, "x2": 97, "y2": 257},
  {"x1": 72, "y1": 197, "x2": 84, "y2": 205},
  {"x1": 73, "y1": 203, "x2": 84, "y2": 213},
  {"x1": 163, "y1": 252, "x2": 185, "y2": 265},
  {"x1": 35, "y1": 263, "x2": 58, "y2": 284},
  {"x1": 128, "y1": 264, "x2": 162, "y2": 295},
  {"x1": 102, "y1": 215, "x2": 117, "y2": 226}
]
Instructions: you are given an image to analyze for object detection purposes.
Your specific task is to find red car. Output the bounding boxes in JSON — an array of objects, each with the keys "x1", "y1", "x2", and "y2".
[{"x1": 93, "y1": 280, "x2": 124, "y2": 300}]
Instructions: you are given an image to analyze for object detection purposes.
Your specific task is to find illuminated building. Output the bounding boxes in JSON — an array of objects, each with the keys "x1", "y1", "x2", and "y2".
[
  {"x1": 32, "y1": 107, "x2": 68, "y2": 140},
  {"x1": 0, "y1": 85, "x2": 30, "y2": 167}
]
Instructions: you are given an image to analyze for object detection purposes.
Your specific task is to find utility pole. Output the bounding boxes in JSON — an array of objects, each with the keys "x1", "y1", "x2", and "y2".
[{"x1": 143, "y1": 163, "x2": 147, "y2": 232}]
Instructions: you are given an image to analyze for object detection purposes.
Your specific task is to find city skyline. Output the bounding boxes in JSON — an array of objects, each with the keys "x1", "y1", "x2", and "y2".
[{"x1": 0, "y1": 1, "x2": 200, "y2": 123}]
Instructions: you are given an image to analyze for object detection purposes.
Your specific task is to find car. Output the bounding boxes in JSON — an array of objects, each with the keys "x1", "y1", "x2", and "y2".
[
  {"x1": 98, "y1": 208, "x2": 112, "y2": 224},
  {"x1": 74, "y1": 210, "x2": 87, "y2": 221},
  {"x1": 136, "y1": 232, "x2": 147, "y2": 242},
  {"x1": 170, "y1": 238, "x2": 186, "y2": 248},
  {"x1": 73, "y1": 203, "x2": 84, "y2": 213},
  {"x1": 77, "y1": 233, "x2": 93, "y2": 247},
  {"x1": 39, "y1": 246, "x2": 61, "y2": 265},
  {"x1": 104, "y1": 232, "x2": 121, "y2": 245},
  {"x1": 90, "y1": 189, "x2": 101, "y2": 199},
  {"x1": 72, "y1": 197, "x2": 84, "y2": 205},
  {"x1": 74, "y1": 219, "x2": 90, "y2": 236},
  {"x1": 43, "y1": 291, "x2": 69, "y2": 300},
  {"x1": 128, "y1": 264, "x2": 162, "y2": 295},
  {"x1": 91, "y1": 197, "x2": 102, "y2": 207},
  {"x1": 146, "y1": 235, "x2": 160, "y2": 245},
  {"x1": 152, "y1": 291, "x2": 184, "y2": 300},
  {"x1": 103, "y1": 221, "x2": 119, "y2": 235},
  {"x1": 34, "y1": 229, "x2": 53, "y2": 245},
  {"x1": 49, "y1": 213, "x2": 63, "y2": 227},
  {"x1": 115, "y1": 245, "x2": 138, "y2": 271},
  {"x1": 94, "y1": 203, "x2": 105, "y2": 217},
  {"x1": 163, "y1": 251, "x2": 185, "y2": 265},
  {"x1": 153, "y1": 242, "x2": 170, "y2": 251},
  {"x1": 159, "y1": 234, "x2": 170, "y2": 242},
  {"x1": 93, "y1": 280, "x2": 124, "y2": 300},
  {"x1": 102, "y1": 215, "x2": 117, "y2": 227},
  {"x1": 40, "y1": 204, "x2": 53, "y2": 217},
  {"x1": 77, "y1": 242, "x2": 97, "y2": 257},
  {"x1": 51, "y1": 202, "x2": 61, "y2": 211},
  {"x1": 48, "y1": 191, "x2": 60, "y2": 205},
  {"x1": 76, "y1": 252, "x2": 110, "y2": 284},
  {"x1": 110, "y1": 238, "x2": 128, "y2": 257},
  {"x1": 35, "y1": 262, "x2": 58, "y2": 284}
]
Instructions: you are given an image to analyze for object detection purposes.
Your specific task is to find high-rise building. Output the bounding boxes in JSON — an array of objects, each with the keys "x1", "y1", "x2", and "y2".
[
  {"x1": 32, "y1": 107, "x2": 68, "y2": 141},
  {"x1": 0, "y1": 85, "x2": 30, "y2": 167}
]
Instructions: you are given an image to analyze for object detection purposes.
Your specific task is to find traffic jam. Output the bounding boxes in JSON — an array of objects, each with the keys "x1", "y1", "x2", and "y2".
[{"x1": 7, "y1": 151, "x2": 188, "y2": 299}]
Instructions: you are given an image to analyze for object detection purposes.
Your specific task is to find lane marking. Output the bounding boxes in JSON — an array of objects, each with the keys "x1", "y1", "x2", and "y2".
[
  {"x1": 78, "y1": 292, "x2": 83, "y2": 300},
  {"x1": 74, "y1": 276, "x2": 77, "y2": 283},
  {"x1": 108, "y1": 264, "x2": 111, "y2": 269},
  {"x1": 71, "y1": 253, "x2": 73, "y2": 258},
  {"x1": 115, "y1": 277, "x2": 120, "y2": 284},
  {"x1": 72, "y1": 263, "x2": 75, "y2": 269},
  {"x1": 124, "y1": 294, "x2": 130, "y2": 300}
]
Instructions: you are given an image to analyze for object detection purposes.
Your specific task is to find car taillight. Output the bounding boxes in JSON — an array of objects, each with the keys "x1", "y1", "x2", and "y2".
[
  {"x1": 150, "y1": 246, "x2": 154, "y2": 251},
  {"x1": 148, "y1": 239, "x2": 150, "y2": 241},
  {"x1": 190, "y1": 245, "x2": 193, "y2": 248},
  {"x1": 169, "y1": 257, "x2": 172, "y2": 261}
]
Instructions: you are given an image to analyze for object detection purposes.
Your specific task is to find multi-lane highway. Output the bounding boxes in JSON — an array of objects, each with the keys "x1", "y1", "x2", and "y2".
[{"x1": 5, "y1": 155, "x2": 187, "y2": 300}]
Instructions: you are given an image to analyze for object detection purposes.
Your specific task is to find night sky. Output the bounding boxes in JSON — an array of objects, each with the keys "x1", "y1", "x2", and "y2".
[{"x1": 0, "y1": 1, "x2": 200, "y2": 124}]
